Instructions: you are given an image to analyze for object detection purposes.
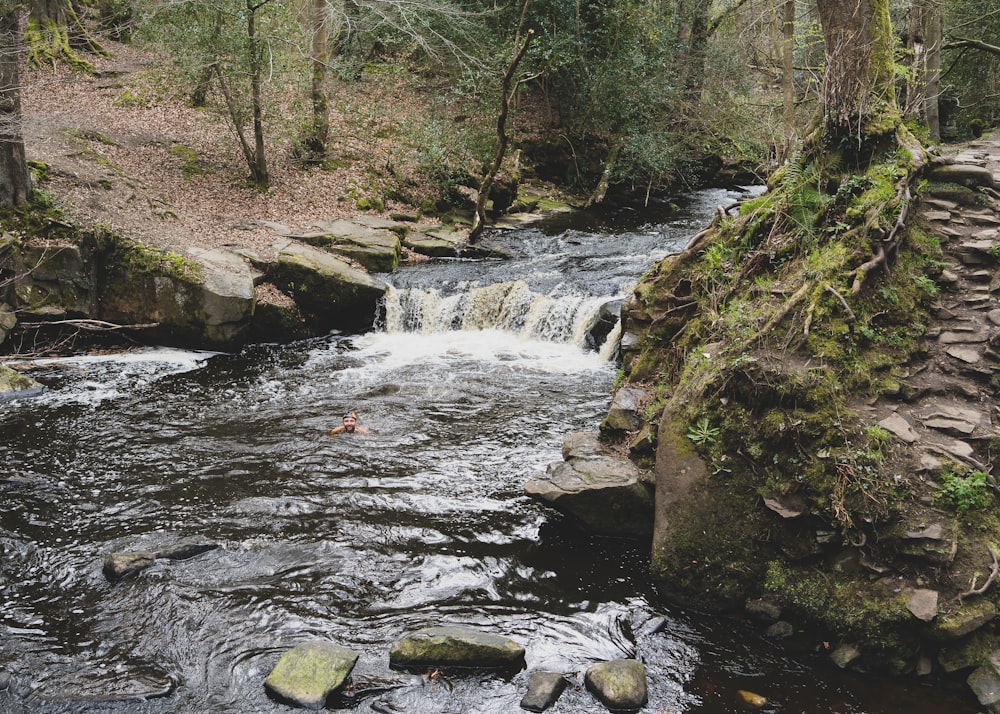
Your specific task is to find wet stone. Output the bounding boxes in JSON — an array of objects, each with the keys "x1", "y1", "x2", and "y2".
[
  {"x1": 103, "y1": 551, "x2": 157, "y2": 581},
  {"x1": 765, "y1": 621, "x2": 795, "y2": 639},
  {"x1": 830, "y1": 643, "x2": 862, "y2": 669},
  {"x1": 584, "y1": 659, "x2": 648, "y2": 711},
  {"x1": 968, "y1": 664, "x2": 1000, "y2": 708},
  {"x1": 520, "y1": 671, "x2": 568, "y2": 712},
  {"x1": 264, "y1": 640, "x2": 359, "y2": 711},
  {"x1": 389, "y1": 626, "x2": 526, "y2": 671}
]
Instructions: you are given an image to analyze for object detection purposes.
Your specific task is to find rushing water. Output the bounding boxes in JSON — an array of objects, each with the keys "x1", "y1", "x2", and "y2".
[{"x1": 0, "y1": 191, "x2": 981, "y2": 713}]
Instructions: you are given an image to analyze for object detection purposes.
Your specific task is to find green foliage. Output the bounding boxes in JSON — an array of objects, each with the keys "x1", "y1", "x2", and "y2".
[
  {"x1": 686, "y1": 417, "x2": 719, "y2": 447},
  {"x1": 936, "y1": 470, "x2": 992, "y2": 515}
]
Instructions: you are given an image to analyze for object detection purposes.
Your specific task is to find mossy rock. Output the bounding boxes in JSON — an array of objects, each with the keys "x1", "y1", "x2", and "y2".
[
  {"x1": 388, "y1": 626, "x2": 525, "y2": 672},
  {"x1": 264, "y1": 640, "x2": 359, "y2": 710},
  {"x1": 0, "y1": 366, "x2": 43, "y2": 398}
]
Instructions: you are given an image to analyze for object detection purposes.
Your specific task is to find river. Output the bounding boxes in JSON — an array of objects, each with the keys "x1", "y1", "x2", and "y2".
[{"x1": 0, "y1": 191, "x2": 980, "y2": 713}]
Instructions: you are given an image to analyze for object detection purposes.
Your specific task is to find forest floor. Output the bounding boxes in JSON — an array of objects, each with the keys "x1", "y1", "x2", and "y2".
[{"x1": 19, "y1": 39, "x2": 452, "y2": 263}]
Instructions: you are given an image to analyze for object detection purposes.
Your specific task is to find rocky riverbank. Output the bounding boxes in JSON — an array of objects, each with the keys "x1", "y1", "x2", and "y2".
[{"x1": 552, "y1": 131, "x2": 1000, "y2": 710}]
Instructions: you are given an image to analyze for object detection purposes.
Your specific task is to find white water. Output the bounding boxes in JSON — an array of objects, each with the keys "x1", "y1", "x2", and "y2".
[{"x1": 381, "y1": 280, "x2": 614, "y2": 349}]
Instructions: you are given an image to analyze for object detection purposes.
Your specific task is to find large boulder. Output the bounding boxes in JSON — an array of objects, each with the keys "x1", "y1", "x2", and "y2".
[
  {"x1": 584, "y1": 659, "x2": 648, "y2": 710},
  {"x1": 291, "y1": 217, "x2": 403, "y2": 272},
  {"x1": 388, "y1": 626, "x2": 525, "y2": 671},
  {"x1": 264, "y1": 640, "x2": 359, "y2": 710},
  {"x1": 525, "y1": 432, "x2": 653, "y2": 537},
  {"x1": 96, "y1": 240, "x2": 255, "y2": 349},
  {"x1": 268, "y1": 239, "x2": 387, "y2": 333}
]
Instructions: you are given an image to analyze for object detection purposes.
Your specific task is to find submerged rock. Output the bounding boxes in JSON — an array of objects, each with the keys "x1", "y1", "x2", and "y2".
[
  {"x1": 103, "y1": 551, "x2": 157, "y2": 581},
  {"x1": 264, "y1": 640, "x2": 359, "y2": 710},
  {"x1": 103, "y1": 538, "x2": 219, "y2": 581},
  {"x1": 520, "y1": 671, "x2": 568, "y2": 712},
  {"x1": 389, "y1": 626, "x2": 525, "y2": 671},
  {"x1": 584, "y1": 658, "x2": 648, "y2": 710}
]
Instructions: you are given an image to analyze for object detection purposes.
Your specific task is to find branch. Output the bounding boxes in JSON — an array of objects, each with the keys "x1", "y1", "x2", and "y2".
[
  {"x1": 18, "y1": 319, "x2": 158, "y2": 331},
  {"x1": 945, "y1": 37, "x2": 1000, "y2": 57},
  {"x1": 959, "y1": 546, "x2": 999, "y2": 601}
]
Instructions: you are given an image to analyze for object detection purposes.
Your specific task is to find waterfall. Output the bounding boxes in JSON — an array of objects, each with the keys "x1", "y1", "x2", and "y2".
[{"x1": 379, "y1": 280, "x2": 619, "y2": 350}]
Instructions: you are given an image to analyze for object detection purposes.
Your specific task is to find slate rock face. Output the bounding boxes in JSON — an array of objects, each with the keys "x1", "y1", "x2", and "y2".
[{"x1": 264, "y1": 640, "x2": 359, "y2": 711}]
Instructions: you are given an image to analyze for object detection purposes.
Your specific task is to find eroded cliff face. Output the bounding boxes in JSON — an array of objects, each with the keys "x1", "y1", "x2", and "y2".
[{"x1": 610, "y1": 134, "x2": 1000, "y2": 690}]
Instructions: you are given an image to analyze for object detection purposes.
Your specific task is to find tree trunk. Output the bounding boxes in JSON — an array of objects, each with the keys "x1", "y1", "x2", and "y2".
[
  {"x1": 779, "y1": 0, "x2": 796, "y2": 162},
  {"x1": 923, "y1": 7, "x2": 942, "y2": 142},
  {"x1": 26, "y1": 0, "x2": 107, "y2": 69},
  {"x1": 305, "y1": 0, "x2": 329, "y2": 159},
  {"x1": 470, "y1": 26, "x2": 534, "y2": 243},
  {"x1": 816, "y1": 0, "x2": 895, "y2": 142},
  {"x1": 246, "y1": 0, "x2": 268, "y2": 189},
  {"x1": 0, "y1": 3, "x2": 29, "y2": 208}
]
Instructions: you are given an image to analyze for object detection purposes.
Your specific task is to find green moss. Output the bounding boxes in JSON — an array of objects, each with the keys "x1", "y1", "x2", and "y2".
[
  {"x1": 168, "y1": 144, "x2": 212, "y2": 178},
  {"x1": 92, "y1": 230, "x2": 202, "y2": 283}
]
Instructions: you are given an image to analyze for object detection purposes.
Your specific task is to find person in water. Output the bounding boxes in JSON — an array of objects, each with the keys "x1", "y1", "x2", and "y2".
[{"x1": 329, "y1": 411, "x2": 369, "y2": 435}]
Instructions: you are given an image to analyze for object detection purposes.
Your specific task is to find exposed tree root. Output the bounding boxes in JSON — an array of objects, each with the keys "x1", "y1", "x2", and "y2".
[{"x1": 958, "y1": 546, "x2": 999, "y2": 601}]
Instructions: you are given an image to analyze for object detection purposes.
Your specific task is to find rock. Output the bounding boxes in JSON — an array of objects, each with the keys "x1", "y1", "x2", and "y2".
[
  {"x1": 388, "y1": 626, "x2": 525, "y2": 671},
  {"x1": 762, "y1": 493, "x2": 807, "y2": 519},
  {"x1": 923, "y1": 210, "x2": 952, "y2": 222},
  {"x1": 939, "y1": 630, "x2": 999, "y2": 672},
  {"x1": 104, "y1": 538, "x2": 218, "y2": 581},
  {"x1": 264, "y1": 640, "x2": 359, "y2": 710},
  {"x1": 97, "y1": 240, "x2": 256, "y2": 349},
  {"x1": 0, "y1": 365, "x2": 43, "y2": 399},
  {"x1": 923, "y1": 417, "x2": 977, "y2": 436},
  {"x1": 602, "y1": 386, "x2": 649, "y2": 432},
  {"x1": 878, "y1": 413, "x2": 919, "y2": 443},
  {"x1": 830, "y1": 643, "x2": 862, "y2": 669},
  {"x1": 402, "y1": 225, "x2": 464, "y2": 257},
  {"x1": 584, "y1": 299, "x2": 622, "y2": 352},
  {"x1": 268, "y1": 239, "x2": 387, "y2": 333},
  {"x1": 584, "y1": 659, "x2": 648, "y2": 711},
  {"x1": 562, "y1": 431, "x2": 606, "y2": 460},
  {"x1": 906, "y1": 589, "x2": 939, "y2": 622},
  {"x1": 899, "y1": 521, "x2": 957, "y2": 564},
  {"x1": 0, "y1": 670, "x2": 10, "y2": 690},
  {"x1": 968, "y1": 663, "x2": 1000, "y2": 708},
  {"x1": 736, "y1": 689, "x2": 768, "y2": 710},
  {"x1": 183, "y1": 247, "x2": 257, "y2": 346},
  {"x1": 32, "y1": 664, "x2": 176, "y2": 703},
  {"x1": 525, "y1": 456, "x2": 653, "y2": 537},
  {"x1": 930, "y1": 163, "x2": 996, "y2": 188},
  {"x1": 939, "y1": 330, "x2": 990, "y2": 344},
  {"x1": 745, "y1": 597, "x2": 782, "y2": 623},
  {"x1": 155, "y1": 538, "x2": 218, "y2": 561},
  {"x1": 946, "y1": 346, "x2": 981, "y2": 364},
  {"x1": 520, "y1": 671, "x2": 568, "y2": 712},
  {"x1": 296, "y1": 217, "x2": 403, "y2": 272},
  {"x1": 765, "y1": 621, "x2": 795, "y2": 639},
  {"x1": 928, "y1": 600, "x2": 996, "y2": 641},
  {"x1": 103, "y1": 551, "x2": 157, "y2": 581}
]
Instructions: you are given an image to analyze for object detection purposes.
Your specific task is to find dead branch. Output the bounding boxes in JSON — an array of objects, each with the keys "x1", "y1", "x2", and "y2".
[
  {"x1": 958, "y1": 545, "x2": 999, "y2": 601},
  {"x1": 18, "y1": 319, "x2": 158, "y2": 331}
]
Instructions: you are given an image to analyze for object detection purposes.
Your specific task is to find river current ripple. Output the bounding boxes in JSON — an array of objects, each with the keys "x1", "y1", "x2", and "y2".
[{"x1": 0, "y1": 192, "x2": 980, "y2": 712}]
